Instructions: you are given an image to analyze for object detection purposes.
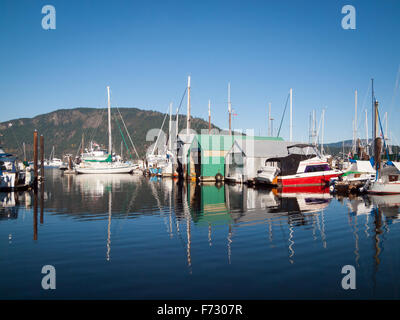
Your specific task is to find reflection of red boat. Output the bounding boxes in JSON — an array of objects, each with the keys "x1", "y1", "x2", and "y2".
[
  {"x1": 278, "y1": 186, "x2": 332, "y2": 213},
  {"x1": 280, "y1": 184, "x2": 330, "y2": 194}
]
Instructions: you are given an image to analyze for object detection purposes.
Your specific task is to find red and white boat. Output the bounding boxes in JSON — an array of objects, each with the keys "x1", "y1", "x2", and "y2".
[{"x1": 256, "y1": 144, "x2": 342, "y2": 187}]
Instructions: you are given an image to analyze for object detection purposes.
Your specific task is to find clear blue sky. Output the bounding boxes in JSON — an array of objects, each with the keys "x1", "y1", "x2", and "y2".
[{"x1": 1, "y1": 0, "x2": 400, "y2": 143}]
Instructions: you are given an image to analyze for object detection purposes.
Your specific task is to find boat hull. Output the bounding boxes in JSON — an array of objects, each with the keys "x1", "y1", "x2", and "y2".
[
  {"x1": 279, "y1": 171, "x2": 341, "y2": 187},
  {"x1": 76, "y1": 165, "x2": 134, "y2": 174},
  {"x1": 367, "y1": 181, "x2": 400, "y2": 195}
]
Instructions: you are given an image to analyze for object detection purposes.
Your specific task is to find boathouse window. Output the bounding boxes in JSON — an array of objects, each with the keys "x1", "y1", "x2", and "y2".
[{"x1": 304, "y1": 164, "x2": 330, "y2": 173}]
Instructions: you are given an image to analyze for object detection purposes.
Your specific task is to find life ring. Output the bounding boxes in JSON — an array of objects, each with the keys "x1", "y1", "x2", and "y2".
[{"x1": 215, "y1": 173, "x2": 223, "y2": 182}]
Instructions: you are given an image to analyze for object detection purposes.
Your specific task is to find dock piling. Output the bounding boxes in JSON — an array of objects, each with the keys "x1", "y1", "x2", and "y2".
[
  {"x1": 40, "y1": 135, "x2": 44, "y2": 181},
  {"x1": 33, "y1": 130, "x2": 38, "y2": 188}
]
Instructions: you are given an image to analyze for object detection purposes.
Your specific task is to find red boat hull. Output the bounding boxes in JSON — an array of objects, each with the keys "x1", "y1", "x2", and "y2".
[{"x1": 278, "y1": 173, "x2": 341, "y2": 187}]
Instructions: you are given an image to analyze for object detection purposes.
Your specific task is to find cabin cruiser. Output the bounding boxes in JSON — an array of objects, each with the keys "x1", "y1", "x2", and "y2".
[
  {"x1": 255, "y1": 144, "x2": 342, "y2": 187},
  {"x1": 0, "y1": 147, "x2": 33, "y2": 191},
  {"x1": 81, "y1": 142, "x2": 110, "y2": 162}
]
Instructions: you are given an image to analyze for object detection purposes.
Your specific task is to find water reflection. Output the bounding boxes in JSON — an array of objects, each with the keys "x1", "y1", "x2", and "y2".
[{"x1": 3, "y1": 170, "x2": 400, "y2": 298}]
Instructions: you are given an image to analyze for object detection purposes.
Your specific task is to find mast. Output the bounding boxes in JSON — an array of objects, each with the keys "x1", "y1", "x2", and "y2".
[
  {"x1": 268, "y1": 102, "x2": 271, "y2": 136},
  {"x1": 371, "y1": 79, "x2": 375, "y2": 154},
  {"x1": 107, "y1": 86, "x2": 112, "y2": 155},
  {"x1": 321, "y1": 108, "x2": 325, "y2": 155},
  {"x1": 186, "y1": 76, "x2": 191, "y2": 137},
  {"x1": 208, "y1": 99, "x2": 211, "y2": 134},
  {"x1": 81, "y1": 133, "x2": 84, "y2": 155},
  {"x1": 354, "y1": 90, "x2": 358, "y2": 153},
  {"x1": 169, "y1": 102, "x2": 172, "y2": 151},
  {"x1": 176, "y1": 108, "x2": 179, "y2": 140},
  {"x1": 374, "y1": 100, "x2": 379, "y2": 144},
  {"x1": 365, "y1": 109, "x2": 369, "y2": 155},
  {"x1": 228, "y1": 82, "x2": 232, "y2": 135},
  {"x1": 289, "y1": 88, "x2": 293, "y2": 141},
  {"x1": 23, "y1": 142, "x2": 26, "y2": 162}
]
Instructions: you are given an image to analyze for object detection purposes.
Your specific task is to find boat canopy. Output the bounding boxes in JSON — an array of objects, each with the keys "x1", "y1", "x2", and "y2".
[
  {"x1": 388, "y1": 161, "x2": 400, "y2": 172},
  {"x1": 265, "y1": 154, "x2": 315, "y2": 176},
  {"x1": 287, "y1": 144, "x2": 318, "y2": 156}
]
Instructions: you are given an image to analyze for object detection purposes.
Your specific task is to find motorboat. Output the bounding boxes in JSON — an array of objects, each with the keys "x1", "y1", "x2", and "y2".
[{"x1": 256, "y1": 144, "x2": 342, "y2": 187}]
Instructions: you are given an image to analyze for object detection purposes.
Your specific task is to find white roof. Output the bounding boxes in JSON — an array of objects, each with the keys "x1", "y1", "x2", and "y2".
[{"x1": 230, "y1": 140, "x2": 299, "y2": 158}]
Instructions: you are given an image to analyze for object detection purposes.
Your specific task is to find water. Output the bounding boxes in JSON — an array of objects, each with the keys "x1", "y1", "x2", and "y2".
[{"x1": 1, "y1": 169, "x2": 400, "y2": 299}]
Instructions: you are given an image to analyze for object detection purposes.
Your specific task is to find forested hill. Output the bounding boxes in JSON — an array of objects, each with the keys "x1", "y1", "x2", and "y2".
[{"x1": 0, "y1": 107, "x2": 219, "y2": 160}]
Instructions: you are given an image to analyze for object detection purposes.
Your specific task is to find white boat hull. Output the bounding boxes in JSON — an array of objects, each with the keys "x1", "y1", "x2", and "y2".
[
  {"x1": 76, "y1": 164, "x2": 134, "y2": 174},
  {"x1": 368, "y1": 181, "x2": 400, "y2": 195}
]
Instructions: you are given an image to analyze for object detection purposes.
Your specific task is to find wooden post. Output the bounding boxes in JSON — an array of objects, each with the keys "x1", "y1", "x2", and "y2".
[
  {"x1": 33, "y1": 187, "x2": 38, "y2": 240},
  {"x1": 23, "y1": 142, "x2": 26, "y2": 163},
  {"x1": 40, "y1": 135, "x2": 44, "y2": 181},
  {"x1": 40, "y1": 182, "x2": 44, "y2": 224},
  {"x1": 374, "y1": 137, "x2": 382, "y2": 177},
  {"x1": 33, "y1": 130, "x2": 38, "y2": 186}
]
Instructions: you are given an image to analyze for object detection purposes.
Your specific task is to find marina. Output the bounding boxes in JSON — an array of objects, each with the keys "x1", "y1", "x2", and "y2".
[
  {"x1": 3, "y1": 0, "x2": 400, "y2": 306},
  {"x1": 2, "y1": 169, "x2": 400, "y2": 299}
]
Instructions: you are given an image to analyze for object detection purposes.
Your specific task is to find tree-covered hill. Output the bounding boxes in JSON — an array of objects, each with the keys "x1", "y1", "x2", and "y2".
[{"x1": 0, "y1": 107, "x2": 220, "y2": 161}]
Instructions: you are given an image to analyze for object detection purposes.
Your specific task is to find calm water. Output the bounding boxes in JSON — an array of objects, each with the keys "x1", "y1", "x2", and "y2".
[{"x1": 1, "y1": 169, "x2": 400, "y2": 299}]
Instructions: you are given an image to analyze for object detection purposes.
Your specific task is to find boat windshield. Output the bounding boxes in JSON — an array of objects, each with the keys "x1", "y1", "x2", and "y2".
[
  {"x1": 304, "y1": 164, "x2": 331, "y2": 172},
  {"x1": 287, "y1": 144, "x2": 319, "y2": 157}
]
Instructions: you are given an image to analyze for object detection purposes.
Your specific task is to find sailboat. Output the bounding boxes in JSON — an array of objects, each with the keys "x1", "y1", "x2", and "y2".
[
  {"x1": 75, "y1": 86, "x2": 136, "y2": 174},
  {"x1": 44, "y1": 146, "x2": 63, "y2": 168}
]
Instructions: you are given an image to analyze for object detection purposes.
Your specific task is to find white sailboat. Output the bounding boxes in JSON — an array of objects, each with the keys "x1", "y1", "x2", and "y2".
[
  {"x1": 45, "y1": 146, "x2": 63, "y2": 168},
  {"x1": 367, "y1": 161, "x2": 400, "y2": 194},
  {"x1": 76, "y1": 86, "x2": 135, "y2": 174}
]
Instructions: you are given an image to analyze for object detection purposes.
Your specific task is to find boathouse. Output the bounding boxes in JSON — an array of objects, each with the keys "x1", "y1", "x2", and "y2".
[
  {"x1": 185, "y1": 134, "x2": 284, "y2": 182},
  {"x1": 225, "y1": 139, "x2": 295, "y2": 184}
]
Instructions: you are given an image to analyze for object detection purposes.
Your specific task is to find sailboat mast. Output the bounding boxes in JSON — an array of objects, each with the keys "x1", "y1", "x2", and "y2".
[
  {"x1": 354, "y1": 90, "x2": 357, "y2": 153},
  {"x1": 107, "y1": 86, "x2": 112, "y2": 155},
  {"x1": 169, "y1": 102, "x2": 172, "y2": 151},
  {"x1": 228, "y1": 82, "x2": 232, "y2": 135},
  {"x1": 176, "y1": 108, "x2": 179, "y2": 140},
  {"x1": 186, "y1": 76, "x2": 191, "y2": 136},
  {"x1": 321, "y1": 109, "x2": 325, "y2": 155},
  {"x1": 208, "y1": 99, "x2": 211, "y2": 134},
  {"x1": 268, "y1": 102, "x2": 271, "y2": 136},
  {"x1": 289, "y1": 88, "x2": 293, "y2": 141},
  {"x1": 23, "y1": 142, "x2": 26, "y2": 162},
  {"x1": 365, "y1": 109, "x2": 368, "y2": 155}
]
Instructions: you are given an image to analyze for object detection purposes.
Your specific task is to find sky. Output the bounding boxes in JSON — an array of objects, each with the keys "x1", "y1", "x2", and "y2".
[{"x1": 1, "y1": 0, "x2": 400, "y2": 143}]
